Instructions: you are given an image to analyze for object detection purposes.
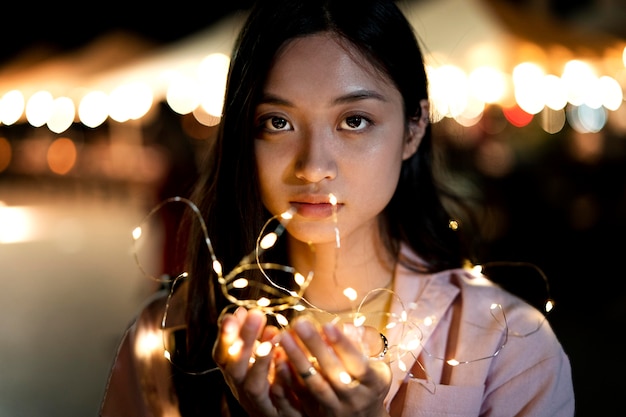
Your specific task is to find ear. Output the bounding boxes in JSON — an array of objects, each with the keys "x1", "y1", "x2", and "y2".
[{"x1": 402, "y1": 99, "x2": 429, "y2": 160}]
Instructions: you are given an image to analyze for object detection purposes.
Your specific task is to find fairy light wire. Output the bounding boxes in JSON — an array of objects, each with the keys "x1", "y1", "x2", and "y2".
[{"x1": 131, "y1": 195, "x2": 556, "y2": 379}]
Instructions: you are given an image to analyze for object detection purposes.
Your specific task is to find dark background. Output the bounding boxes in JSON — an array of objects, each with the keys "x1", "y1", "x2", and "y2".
[{"x1": 1, "y1": 1, "x2": 624, "y2": 416}]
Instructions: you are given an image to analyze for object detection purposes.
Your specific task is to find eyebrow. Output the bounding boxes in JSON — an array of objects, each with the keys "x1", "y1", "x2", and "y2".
[{"x1": 258, "y1": 89, "x2": 388, "y2": 107}]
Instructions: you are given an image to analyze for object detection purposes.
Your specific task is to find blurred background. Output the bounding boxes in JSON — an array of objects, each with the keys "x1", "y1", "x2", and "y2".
[{"x1": 0, "y1": 0, "x2": 624, "y2": 415}]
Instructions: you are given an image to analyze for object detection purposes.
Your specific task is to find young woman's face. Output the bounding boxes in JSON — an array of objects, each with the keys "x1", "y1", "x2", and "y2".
[{"x1": 254, "y1": 34, "x2": 421, "y2": 245}]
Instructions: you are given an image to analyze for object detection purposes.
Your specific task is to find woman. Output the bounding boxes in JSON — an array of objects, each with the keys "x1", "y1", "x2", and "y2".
[{"x1": 101, "y1": 0, "x2": 575, "y2": 416}]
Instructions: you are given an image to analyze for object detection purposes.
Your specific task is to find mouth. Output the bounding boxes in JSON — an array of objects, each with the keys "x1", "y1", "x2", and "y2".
[{"x1": 289, "y1": 195, "x2": 341, "y2": 219}]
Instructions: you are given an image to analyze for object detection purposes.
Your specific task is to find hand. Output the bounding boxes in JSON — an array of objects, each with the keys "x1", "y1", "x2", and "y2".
[
  {"x1": 275, "y1": 316, "x2": 392, "y2": 417},
  {"x1": 213, "y1": 307, "x2": 298, "y2": 417}
]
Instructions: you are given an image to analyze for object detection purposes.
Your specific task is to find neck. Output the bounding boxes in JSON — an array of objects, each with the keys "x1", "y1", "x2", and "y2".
[{"x1": 288, "y1": 233, "x2": 396, "y2": 313}]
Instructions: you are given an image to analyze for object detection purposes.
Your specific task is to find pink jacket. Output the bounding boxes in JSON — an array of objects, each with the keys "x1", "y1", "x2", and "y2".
[{"x1": 384, "y1": 248, "x2": 575, "y2": 416}]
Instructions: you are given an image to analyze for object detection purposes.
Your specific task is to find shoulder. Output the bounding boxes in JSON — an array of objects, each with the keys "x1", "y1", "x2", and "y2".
[{"x1": 100, "y1": 288, "x2": 181, "y2": 417}]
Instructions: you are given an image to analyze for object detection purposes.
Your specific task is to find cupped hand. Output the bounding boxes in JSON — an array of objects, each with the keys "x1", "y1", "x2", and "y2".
[
  {"x1": 213, "y1": 307, "x2": 302, "y2": 417},
  {"x1": 275, "y1": 316, "x2": 392, "y2": 417}
]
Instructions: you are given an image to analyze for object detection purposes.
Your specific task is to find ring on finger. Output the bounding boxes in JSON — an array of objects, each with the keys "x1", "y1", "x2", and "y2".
[{"x1": 299, "y1": 365, "x2": 318, "y2": 380}]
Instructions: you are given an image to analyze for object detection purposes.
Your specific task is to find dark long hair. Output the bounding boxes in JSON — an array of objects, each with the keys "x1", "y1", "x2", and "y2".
[{"x1": 176, "y1": 0, "x2": 469, "y2": 414}]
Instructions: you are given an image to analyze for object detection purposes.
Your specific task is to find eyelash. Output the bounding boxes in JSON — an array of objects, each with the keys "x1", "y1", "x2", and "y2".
[{"x1": 257, "y1": 113, "x2": 374, "y2": 133}]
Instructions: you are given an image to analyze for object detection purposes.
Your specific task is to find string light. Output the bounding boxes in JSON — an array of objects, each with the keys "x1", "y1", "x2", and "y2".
[{"x1": 132, "y1": 195, "x2": 556, "y2": 383}]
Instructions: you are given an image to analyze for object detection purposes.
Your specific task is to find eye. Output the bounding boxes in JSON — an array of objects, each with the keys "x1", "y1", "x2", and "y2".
[
  {"x1": 259, "y1": 116, "x2": 292, "y2": 132},
  {"x1": 339, "y1": 114, "x2": 372, "y2": 131}
]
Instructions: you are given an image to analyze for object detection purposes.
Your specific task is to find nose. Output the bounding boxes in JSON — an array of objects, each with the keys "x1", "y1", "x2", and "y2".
[{"x1": 294, "y1": 127, "x2": 337, "y2": 183}]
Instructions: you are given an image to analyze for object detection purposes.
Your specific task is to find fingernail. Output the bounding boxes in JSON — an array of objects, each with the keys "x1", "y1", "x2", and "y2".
[
  {"x1": 294, "y1": 318, "x2": 314, "y2": 338},
  {"x1": 323, "y1": 323, "x2": 340, "y2": 342}
]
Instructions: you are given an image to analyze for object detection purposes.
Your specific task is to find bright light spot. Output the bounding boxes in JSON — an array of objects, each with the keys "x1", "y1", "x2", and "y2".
[
  {"x1": 429, "y1": 65, "x2": 469, "y2": 118},
  {"x1": 198, "y1": 53, "x2": 230, "y2": 117},
  {"x1": 25, "y1": 91, "x2": 54, "y2": 127},
  {"x1": 0, "y1": 90, "x2": 25, "y2": 125},
  {"x1": 280, "y1": 209, "x2": 294, "y2": 220},
  {"x1": 257, "y1": 297, "x2": 271, "y2": 307},
  {"x1": 233, "y1": 278, "x2": 248, "y2": 288},
  {"x1": 78, "y1": 90, "x2": 109, "y2": 128},
  {"x1": 541, "y1": 74, "x2": 567, "y2": 110},
  {"x1": 339, "y1": 371, "x2": 353, "y2": 385},
  {"x1": 343, "y1": 287, "x2": 357, "y2": 301},
  {"x1": 47, "y1": 97, "x2": 75, "y2": 133},
  {"x1": 446, "y1": 359, "x2": 460, "y2": 366},
  {"x1": 512, "y1": 62, "x2": 545, "y2": 114},
  {"x1": 213, "y1": 260, "x2": 223, "y2": 275},
  {"x1": 598, "y1": 76, "x2": 623, "y2": 111},
  {"x1": 132, "y1": 226, "x2": 142, "y2": 240},
  {"x1": 561, "y1": 59, "x2": 596, "y2": 106},
  {"x1": 276, "y1": 314, "x2": 289, "y2": 326},
  {"x1": 329, "y1": 193, "x2": 337, "y2": 205},
  {"x1": 469, "y1": 66, "x2": 507, "y2": 104},
  {"x1": 423, "y1": 316, "x2": 434, "y2": 326},
  {"x1": 166, "y1": 74, "x2": 202, "y2": 115},
  {"x1": 512, "y1": 62, "x2": 545, "y2": 85},
  {"x1": 135, "y1": 329, "x2": 162, "y2": 359},
  {"x1": 0, "y1": 205, "x2": 35, "y2": 243},
  {"x1": 294, "y1": 272, "x2": 305, "y2": 286},
  {"x1": 545, "y1": 299, "x2": 554, "y2": 313},
  {"x1": 228, "y1": 339, "x2": 243, "y2": 356},
  {"x1": 353, "y1": 314, "x2": 366, "y2": 327},
  {"x1": 109, "y1": 82, "x2": 153, "y2": 122},
  {"x1": 47, "y1": 137, "x2": 77, "y2": 175},
  {"x1": 255, "y1": 341, "x2": 273, "y2": 357},
  {"x1": 260, "y1": 232, "x2": 277, "y2": 249}
]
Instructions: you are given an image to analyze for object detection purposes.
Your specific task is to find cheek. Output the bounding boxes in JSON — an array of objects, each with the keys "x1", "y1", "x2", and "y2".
[{"x1": 256, "y1": 148, "x2": 286, "y2": 211}]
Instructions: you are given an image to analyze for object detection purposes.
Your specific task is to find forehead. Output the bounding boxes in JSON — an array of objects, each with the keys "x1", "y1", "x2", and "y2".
[{"x1": 267, "y1": 33, "x2": 394, "y2": 91}]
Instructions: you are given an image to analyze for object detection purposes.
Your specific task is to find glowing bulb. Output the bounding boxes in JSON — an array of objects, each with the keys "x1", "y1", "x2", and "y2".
[
  {"x1": 233, "y1": 278, "x2": 248, "y2": 288},
  {"x1": 228, "y1": 340, "x2": 243, "y2": 356},
  {"x1": 339, "y1": 371, "x2": 353, "y2": 385},
  {"x1": 545, "y1": 299, "x2": 554, "y2": 313},
  {"x1": 343, "y1": 287, "x2": 357, "y2": 301},
  {"x1": 490, "y1": 303, "x2": 499, "y2": 310},
  {"x1": 423, "y1": 316, "x2": 434, "y2": 326},
  {"x1": 448, "y1": 219, "x2": 459, "y2": 230},
  {"x1": 164, "y1": 351, "x2": 171, "y2": 360},
  {"x1": 294, "y1": 272, "x2": 305, "y2": 286},
  {"x1": 353, "y1": 314, "x2": 366, "y2": 327},
  {"x1": 276, "y1": 314, "x2": 289, "y2": 326},
  {"x1": 281, "y1": 208, "x2": 295, "y2": 220},
  {"x1": 257, "y1": 297, "x2": 271, "y2": 307},
  {"x1": 132, "y1": 226, "x2": 142, "y2": 240},
  {"x1": 260, "y1": 232, "x2": 278, "y2": 249},
  {"x1": 255, "y1": 341, "x2": 273, "y2": 357},
  {"x1": 406, "y1": 337, "x2": 420, "y2": 350},
  {"x1": 213, "y1": 260, "x2": 223, "y2": 275},
  {"x1": 447, "y1": 359, "x2": 460, "y2": 366}
]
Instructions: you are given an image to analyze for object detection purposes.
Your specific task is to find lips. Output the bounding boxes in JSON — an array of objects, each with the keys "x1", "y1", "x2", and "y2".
[
  {"x1": 289, "y1": 195, "x2": 341, "y2": 219},
  {"x1": 290, "y1": 202, "x2": 337, "y2": 218}
]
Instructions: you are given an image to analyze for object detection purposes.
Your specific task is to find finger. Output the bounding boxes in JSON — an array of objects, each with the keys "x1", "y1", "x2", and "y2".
[
  {"x1": 341, "y1": 323, "x2": 388, "y2": 359},
  {"x1": 324, "y1": 323, "x2": 392, "y2": 392},
  {"x1": 214, "y1": 309, "x2": 267, "y2": 379},
  {"x1": 271, "y1": 359, "x2": 304, "y2": 417}
]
